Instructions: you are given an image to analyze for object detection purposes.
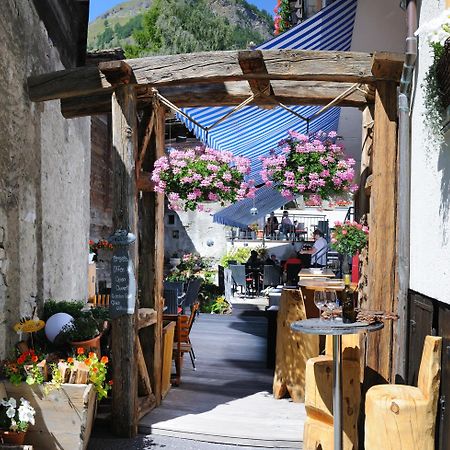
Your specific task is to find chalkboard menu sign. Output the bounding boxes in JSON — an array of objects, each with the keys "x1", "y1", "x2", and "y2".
[{"x1": 109, "y1": 230, "x2": 136, "y2": 319}]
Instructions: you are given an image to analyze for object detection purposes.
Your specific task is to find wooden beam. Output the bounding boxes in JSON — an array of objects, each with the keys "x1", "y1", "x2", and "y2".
[
  {"x1": 111, "y1": 85, "x2": 139, "y2": 438},
  {"x1": 365, "y1": 80, "x2": 398, "y2": 384},
  {"x1": 136, "y1": 336, "x2": 153, "y2": 397},
  {"x1": 61, "y1": 81, "x2": 370, "y2": 118},
  {"x1": 137, "y1": 395, "x2": 156, "y2": 421},
  {"x1": 138, "y1": 98, "x2": 166, "y2": 407},
  {"x1": 238, "y1": 50, "x2": 274, "y2": 99},
  {"x1": 137, "y1": 307, "x2": 157, "y2": 329},
  {"x1": 99, "y1": 60, "x2": 135, "y2": 85},
  {"x1": 29, "y1": 50, "x2": 383, "y2": 102},
  {"x1": 371, "y1": 52, "x2": 404, "y2": 82},
  {"x1": 137, "y1": 172, "x2": 154, "y2": 192}
]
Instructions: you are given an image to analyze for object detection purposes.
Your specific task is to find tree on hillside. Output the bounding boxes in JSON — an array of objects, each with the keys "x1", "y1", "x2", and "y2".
[{"x1": 125, "y1": 0, "x2": 266, "y2": 57}]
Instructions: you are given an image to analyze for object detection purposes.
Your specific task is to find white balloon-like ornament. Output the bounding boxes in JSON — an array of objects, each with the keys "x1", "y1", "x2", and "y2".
[{"x1": 45, "y1": 313, "x2": 74, "y2": 343}]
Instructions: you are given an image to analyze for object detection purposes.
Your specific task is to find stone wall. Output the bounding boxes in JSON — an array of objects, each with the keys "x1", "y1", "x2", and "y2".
[{"x1": 0, "y1": 0, "x2": 91, "y2": 357}]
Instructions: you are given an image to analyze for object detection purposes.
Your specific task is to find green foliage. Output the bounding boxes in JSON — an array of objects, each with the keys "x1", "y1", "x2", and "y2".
[
  {"x1": 220, "y1": 247, "x2": 251, "y2": 268},
  {"x1": 125, "y1": 0, "x2": 268, "y2": 57},
  {"x1": 330, "y1": 221, "x2": 369, "y2": 256},
  {"x1": 198, "y1": 283, "x2": 231, "y2": 314},
  {"x1": 43, "y1": 300, "x2": 85, "y2": 321},
  {"x1": 57, "y1": 312, "x2": 100, "y2": 343}
]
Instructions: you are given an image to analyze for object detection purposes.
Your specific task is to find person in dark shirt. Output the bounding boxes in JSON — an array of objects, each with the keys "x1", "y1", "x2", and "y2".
[
  {"x1": 246, "y1": 250, "x2": 261, "y2": 267},
  {"x1": 264, "y1": 212, "x2": 279, "y2": 238}
]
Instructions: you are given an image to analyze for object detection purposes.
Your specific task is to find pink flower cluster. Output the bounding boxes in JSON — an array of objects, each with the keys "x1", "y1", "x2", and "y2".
[
  {"x1": 151, "y1": 146, "x2": 254, "y2": 212},
  {"x1": 260, "y1": 130, "x2": 357, "y2": 204},
  {"x1": 330, "y1": 220, "x2": 369, "y2": 256}
]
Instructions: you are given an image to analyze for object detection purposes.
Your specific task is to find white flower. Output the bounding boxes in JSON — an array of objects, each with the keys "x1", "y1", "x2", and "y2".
[
  {"x1": 6, "y1": 407, "x2": 16, "y2": 418},
  {"x1": 415, "y1": 9, "x2": 450, "y2": 45},
  {"x1": 1, "y1": 397, "x2": 17, "y2": 409}
]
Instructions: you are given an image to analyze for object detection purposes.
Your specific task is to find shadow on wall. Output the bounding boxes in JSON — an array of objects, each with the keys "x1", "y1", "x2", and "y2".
[
  {"x1": 438, "y1": 137, "x2": 450, "y2": 245},
  {"x1": 164, "y1": 208, "x2": 197, "y2": 258}
]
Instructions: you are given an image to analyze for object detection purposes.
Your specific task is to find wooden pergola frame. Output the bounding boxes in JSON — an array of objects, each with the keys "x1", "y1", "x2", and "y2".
[{"x1": 27, "y1": 48, "x2": 404, "y2": 437}]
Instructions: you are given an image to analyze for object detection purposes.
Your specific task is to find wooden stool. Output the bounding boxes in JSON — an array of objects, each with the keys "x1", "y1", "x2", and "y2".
[
  {"x1": 273, "y1": 289, "x2": 319, "y2": 402},
  {"x1": 365, "y1": 335, "x2": 442, "y2": 450},
  {"x1": 303, "y1": 334, "x2": 361, "y2": 450}
]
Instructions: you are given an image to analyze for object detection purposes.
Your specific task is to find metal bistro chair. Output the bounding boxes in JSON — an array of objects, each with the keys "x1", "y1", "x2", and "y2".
[
  {"x1": 163, "y1": 288, "x2": 179, "y2": 315},
  {"x1": 184, "y1": 278, "x2": 202, "y2": 310},
  {"x1": 164, "y1": 280, "x2": 186, "y2": 311},
  {"x1": 229, "y1": 264, "x2": 250, "y2": 297},
  {"x1": 263, "y1": 265, "x2": 282, "y2": 289}
]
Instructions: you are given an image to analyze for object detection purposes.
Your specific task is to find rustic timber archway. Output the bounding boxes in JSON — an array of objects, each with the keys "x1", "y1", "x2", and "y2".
[{"x1": 27, "y1": 48, "x2": 404, "y2": 437}]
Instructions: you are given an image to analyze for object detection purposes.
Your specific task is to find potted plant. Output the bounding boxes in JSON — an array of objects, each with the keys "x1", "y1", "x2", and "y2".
[
  {"x1": 0, "y1": 396, "x2": 36, "y2": 445},
  {"x1": 56, "y1": 312, "x2": 102, "y2": 357},
  {"x1": 330, "y1": 221, "x2": 369, "y2": 275},
  {"x1": 260, "y1": 130, "x2": 357, "y2": 206},
  {"x1": 151, "y1": 146, "x2": 254, "y2": 212}
]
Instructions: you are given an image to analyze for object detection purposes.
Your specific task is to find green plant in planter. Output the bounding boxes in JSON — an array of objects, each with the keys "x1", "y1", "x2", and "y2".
[
  {"x1": 43, "y1": 300, "x2": 85, "y2": 321},
  {"x1": 56, "y1": 312, "x2": 100, "y2": 344},
  {"x1": 415, "y1": 10, "x2": 450, "y2": 140},
  {"x1": 220, "y1": 247, "x2": 251, "y2": 268}
]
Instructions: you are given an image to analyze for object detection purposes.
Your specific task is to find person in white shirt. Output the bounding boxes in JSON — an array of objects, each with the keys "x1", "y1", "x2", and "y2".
[{"x1": 300, "y1": 229, "x2": 328, "y2": 267}]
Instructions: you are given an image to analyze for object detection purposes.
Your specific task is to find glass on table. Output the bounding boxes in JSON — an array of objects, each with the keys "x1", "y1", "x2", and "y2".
[
  {"x1": 324, "y1": 289, "x2": 339, "y2": 321},
  {"x1": 313, "y1": 289, "x2": 327, "y2": 320}
]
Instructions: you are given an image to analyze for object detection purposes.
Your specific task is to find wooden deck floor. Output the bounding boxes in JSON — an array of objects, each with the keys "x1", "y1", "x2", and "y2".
[{"x1": 139, "y1": 304, "x2": 305, "y2": 448}]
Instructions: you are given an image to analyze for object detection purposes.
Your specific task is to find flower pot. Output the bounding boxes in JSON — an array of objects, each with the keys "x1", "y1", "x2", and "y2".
[
  {"x1": 0, "y1": 430, "x2": 26, "y2": 445},
  {"x1": 70, "y1": 334, "x2": 101, "y2": 358},
  {"x1": 169, "y1": 257, "x2": 181, "y2": 268}
]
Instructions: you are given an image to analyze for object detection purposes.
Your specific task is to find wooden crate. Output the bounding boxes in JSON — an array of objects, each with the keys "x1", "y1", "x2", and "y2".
[{"x1": 3, "y1": 382, "x2": 96, "y2": 450}]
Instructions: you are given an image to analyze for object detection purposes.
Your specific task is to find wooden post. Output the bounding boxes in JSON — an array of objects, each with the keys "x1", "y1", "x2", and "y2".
[
  {"x1": 111, "y1": 85, "x2": 138, "y2": 437},
  {"x1": 138, "y1": 96, "x2": 165, "y2": 405},
  {"x1": 366, "y1": 80, "x2": 398, "y2": 383}
]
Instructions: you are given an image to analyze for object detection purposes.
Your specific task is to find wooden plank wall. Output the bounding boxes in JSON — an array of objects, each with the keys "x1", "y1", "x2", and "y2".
[{"x1": 365, "y1": 81, "x2": 399, "y2": 384}]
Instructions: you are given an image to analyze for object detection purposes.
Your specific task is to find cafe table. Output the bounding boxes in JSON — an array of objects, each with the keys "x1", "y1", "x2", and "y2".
[
  {"x1": 290, "y1": 318, "x2": 383, "y2": 450},
  {"x1": 298, "y1": 268, "x2": 336, "y2": 278}
]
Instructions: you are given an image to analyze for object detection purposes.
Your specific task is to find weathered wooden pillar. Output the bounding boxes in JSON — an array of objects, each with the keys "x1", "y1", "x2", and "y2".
[
  {"x1": 366, "y1": 80, "x2": 398, "y2": 384},
  {"x1": 111, "y1": 85, "x2": 139, "y2": 437},
  {"x1": 139, "y1": 96, "x2": 165, "y2": 405}
]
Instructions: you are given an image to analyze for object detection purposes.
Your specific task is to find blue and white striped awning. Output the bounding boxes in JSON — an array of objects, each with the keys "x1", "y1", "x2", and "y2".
[
  {"x1": 213, "y1": 186, "x2": 288, "y2": 228},
  {"x1": 177, "y1": 0, "x2": 357, "y2": 181}
]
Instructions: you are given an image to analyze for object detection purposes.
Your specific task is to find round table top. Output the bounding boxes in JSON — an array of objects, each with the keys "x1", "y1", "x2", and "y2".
[
  {"x1": 291, "y1": 318, "x2": 384, "y2": 335},
  {"x1": 298, "y1": 278, "x2": 346, "y2": 291}
]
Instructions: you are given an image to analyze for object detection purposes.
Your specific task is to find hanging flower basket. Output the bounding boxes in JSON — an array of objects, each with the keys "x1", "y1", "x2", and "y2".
[
  {"x1": 330, "y1": 221, "x2": 369, "y2": 257},
  {"x1": 260, "y1": 130, "x2": 357, "y2": 205},
  {"x1": 151, "y1": 146, "x2": 255, "y2": 212}
]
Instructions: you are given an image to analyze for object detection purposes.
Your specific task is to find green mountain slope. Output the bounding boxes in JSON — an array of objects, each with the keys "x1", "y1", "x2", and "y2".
[{"x1": 88, "y1": 0, "x2": 274, "y2": 56}]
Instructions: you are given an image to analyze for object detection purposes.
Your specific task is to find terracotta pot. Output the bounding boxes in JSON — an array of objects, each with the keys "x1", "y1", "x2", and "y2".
[
  {"x1": 70, "y1": 334, "x2": 101, "y2": 358},
  {"x1": 0, "y1": 430, "x2": 26, "y2": 445}
]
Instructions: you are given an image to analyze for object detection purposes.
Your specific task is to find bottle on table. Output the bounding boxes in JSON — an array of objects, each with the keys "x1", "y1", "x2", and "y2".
[{"x1": 342, "y1": 274, "x2": 357, "y2": 323}]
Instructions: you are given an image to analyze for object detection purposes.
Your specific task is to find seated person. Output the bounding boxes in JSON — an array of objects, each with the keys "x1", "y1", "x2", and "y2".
[
  {"x1": 246, "y1": 250, "x2": 261, "y2": 268},
  {"x1": 299, "y1": 229, "x2": 328, "y2": 267},
  {"x1": 264, "y1": 212, "x2": 279, "y2": 238},
  {"x1": 293, "y1": 220, "x2": 306, "y2": 241},
  {"x1": 265, "y1": 254, "x2": 280, "y2": 266},
  {"x1": 279, "y1": 210, "x2": 293, "y2": 238}
]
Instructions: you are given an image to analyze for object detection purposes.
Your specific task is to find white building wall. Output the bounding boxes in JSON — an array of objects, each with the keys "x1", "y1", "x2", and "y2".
[
  {"x1": 410, "y1": 1, "x2": 450, "y2": 305},
  {"x1": 338, "y1": 0, "x2": 407, "y2": 164}
]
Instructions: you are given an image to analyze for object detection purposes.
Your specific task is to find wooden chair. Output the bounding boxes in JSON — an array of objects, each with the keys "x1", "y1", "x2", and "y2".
[
  {"x1": 365, "y1": 335, "x2": 442, "y2": 450},
  {"x1": 303, "y1": 334, "x2": 361, "y2": 450},
  {"x1": 166, "y1": 303, "x2": 200, "y2": 386}
]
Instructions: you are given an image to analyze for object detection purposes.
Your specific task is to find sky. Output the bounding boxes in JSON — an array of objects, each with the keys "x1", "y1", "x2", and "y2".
[{"x1": 89, "y1": 0, "x2": 275, "y2": 22}]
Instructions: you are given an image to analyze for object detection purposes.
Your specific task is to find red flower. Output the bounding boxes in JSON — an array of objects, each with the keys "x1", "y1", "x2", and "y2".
[
  {"x1": 77, "y1": 347, "x2": 85, "y2": 355},
  {"x1": 67, "y1": 357, "x2": 74, "y2": 364},
  {"x1": 84, "y1": 358, "x2": 91, "y2": 366},
  {"x1": 88, "y1": 352, "x2": 95, "y2": 359},
  {"x1": 31, "y1": 355, "x2": 38, "y2": 363},
  {"x1": 100, "y1": 356, "x2": 109, "y2": 364},
  {"x1": 108, "y1": 380, "x2": 114, "y2": 385}
]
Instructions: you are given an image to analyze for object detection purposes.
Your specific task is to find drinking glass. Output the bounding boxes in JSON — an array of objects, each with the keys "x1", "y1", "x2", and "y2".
[
  {"x1": 324, "y1": 289, "x2": 339, "y2": 321},
  {"x1": 314, "y1": 290, "x2": 326, "y2": 320}
]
